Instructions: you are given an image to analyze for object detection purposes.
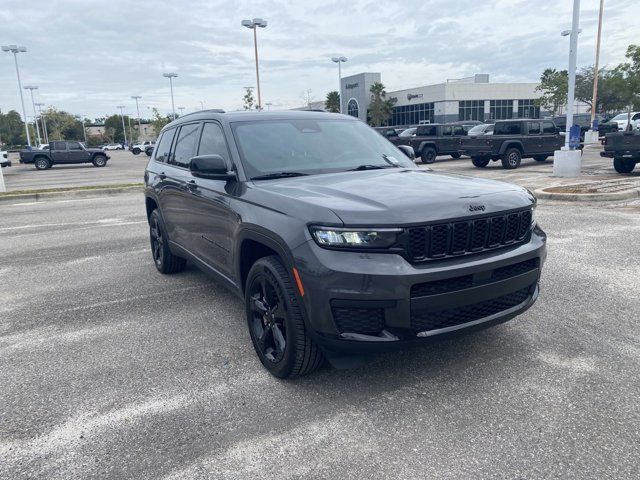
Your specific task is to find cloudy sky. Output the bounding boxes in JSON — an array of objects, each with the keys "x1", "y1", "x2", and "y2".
[{"x1": 1, "y1": 0, "x2": 638, "y2": 120}]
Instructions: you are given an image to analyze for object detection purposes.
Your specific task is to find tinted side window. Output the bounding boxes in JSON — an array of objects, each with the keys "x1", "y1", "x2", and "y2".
[
  {"x1": 527, "y1": 122, "x2": 541, "y2": 135},
  {"x1": 198, "y1": 122, "x2": 229, "y2": 160},
  {"x1": 68, "y1": 141, "x2": 82, "y2": 150},
  {"x1": 453, "y1": 126, "x2": 466, "y2": 136},
  {"x1": 153, "y1": 128, "x2": 176, "y2": 163},
  {"x1": 53, "y1": 141, "x2": 67, "y2": 150},
  {"x1": 417, "y1": 125, "x2": 436, "y2": 136},
  {"x1": 172, "y1": 123, "x2": 201, "y2": 168},
  {"x1": 633, "y1": 113, "x2": 640, "y2": 120},
  {"x1": 442, "y1": 126, "x2": 452, "y2": 136},
  {"x1": 543, "y1": 122, "x2": 556, "y2": 134},
  {"x1": 494, "y1": 122, "x2": 522, "y2": 135}
]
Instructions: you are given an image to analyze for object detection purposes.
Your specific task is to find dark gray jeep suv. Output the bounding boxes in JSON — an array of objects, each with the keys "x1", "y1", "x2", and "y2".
[{"x1": 144, "y1": 110, "x2": 547, "y2": 378}]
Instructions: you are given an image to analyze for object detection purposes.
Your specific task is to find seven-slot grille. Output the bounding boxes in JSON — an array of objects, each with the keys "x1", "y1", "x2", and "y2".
[{"x1": 406, "y1": 209, "x2": 532, "y2": 261}]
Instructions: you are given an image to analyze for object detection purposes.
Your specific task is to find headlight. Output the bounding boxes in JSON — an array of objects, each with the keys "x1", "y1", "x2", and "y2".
[{"x1": 310, "y1": 226, "x2": 401, "y2": 249}]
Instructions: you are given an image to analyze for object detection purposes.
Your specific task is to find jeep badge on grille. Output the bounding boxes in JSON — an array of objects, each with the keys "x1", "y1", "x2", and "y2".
[{"x1": 468, "y1": 204, "x2": 486, "y2": 212}]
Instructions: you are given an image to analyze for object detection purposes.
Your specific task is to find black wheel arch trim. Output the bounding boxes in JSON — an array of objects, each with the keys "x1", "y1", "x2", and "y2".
[{"x1": 499, "y1": 141, "x2": 524, "y2": 155}]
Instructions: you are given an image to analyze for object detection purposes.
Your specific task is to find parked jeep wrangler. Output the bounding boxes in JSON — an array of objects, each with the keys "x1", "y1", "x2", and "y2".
[
  {"x1": 460, "y1": 119, "x2": 563, "y2": 169},
  {"x1": 145, "y1": 110, "x2": 546, "y2": 378},
  {"x1": 600, "y1": 131, "x2": 640, "y2": 173},
  {"x1": 19, "y1": 141, "x2": 109, "y2": 170}
]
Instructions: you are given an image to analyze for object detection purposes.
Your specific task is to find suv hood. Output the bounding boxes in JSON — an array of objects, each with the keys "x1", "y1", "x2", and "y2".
[{"x1": 252, "y1": 169, "x2": 534, "y2": 225}]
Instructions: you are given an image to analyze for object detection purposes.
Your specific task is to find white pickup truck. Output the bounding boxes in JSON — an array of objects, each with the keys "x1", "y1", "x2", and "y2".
[{"x1": 131, "y1": 141, "x2": 155, "y2": 155}]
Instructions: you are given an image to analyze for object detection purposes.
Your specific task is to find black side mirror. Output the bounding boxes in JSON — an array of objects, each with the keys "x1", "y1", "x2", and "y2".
[
  {"x1": 189, "y1": 154, "x2": 235, "y2": 180},
  {"x1": 397, "y1": 145, "x2": 415, "y2": 160}
]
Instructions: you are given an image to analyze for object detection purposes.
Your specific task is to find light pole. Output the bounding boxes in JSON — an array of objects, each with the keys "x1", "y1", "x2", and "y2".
[
  {"x1": 554, "y1": 0, "x2": 582, "y2": 177},
  {"x1": 24, "y1": 85, "x2": 42, "y2": 146},
  {"x1": 35, "y1": 102, "x2": 48, "y2": 144},
  {"x1": 265, "y1": 102, "x2": 273, "y2": 111},
  {"x1": 163, "y1": 73, "x2": 178, "y2": 119},
  {"x1": 2, "y1": 45, "x2": 31, "y2": 147},
  {"x1": 331, "y1": 56, "x2": 347, "y2": 114},
  {"x1": 178, "y1": 106, "x2": 185, "y2": 116},
  {"x1": 117, "y1": 105, "x2": 128, "y2": 147},
  {"x1": 131, "y1": 95, "x2": 142, "y2": 140},
  {"x1": 76, "y1": 115, "x2": 88, "y2": 144},
  {"x1": 241, "y1": 18, "x2": 267, "y2": 110},
  {"x1": 585, "y1": 0, "x2": 605, "y2": 144}
]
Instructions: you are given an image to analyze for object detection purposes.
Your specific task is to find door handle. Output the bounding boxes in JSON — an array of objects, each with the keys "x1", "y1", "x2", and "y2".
[{"x1": 158, "y1": 172, "x2": 166, "y2": 180}]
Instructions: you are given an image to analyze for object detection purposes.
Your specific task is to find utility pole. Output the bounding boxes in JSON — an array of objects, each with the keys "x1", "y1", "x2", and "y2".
[
  {"x1": 117, "y1": 106, "x2": 128, "y2": 146},
  {"x1": 35, "y1": 103, "x2": 48, "y2": 144},
  {"x1": 24, "y1": 86, "x2": 41, "y2": 146},
  {"x1": 131, "y1": 95, "x2": 142, "y2": 140}
]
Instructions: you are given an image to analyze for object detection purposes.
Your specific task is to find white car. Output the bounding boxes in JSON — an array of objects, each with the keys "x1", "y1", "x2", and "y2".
[
  {"x1": 102, "y1": 143, "x2": 123, "y2": 151},
  {"x1": 1, "y1": 150, "x2": 11, "y2": 167},
  {"x1": 39, "y1": 143, "x2": 49, "y2": 150},
  {"x1": 609, "y1": 112, "x2": 640, "y2": 131},
  {"x1": 131, "y1": 141, "x2": 155, "y2": 155}
]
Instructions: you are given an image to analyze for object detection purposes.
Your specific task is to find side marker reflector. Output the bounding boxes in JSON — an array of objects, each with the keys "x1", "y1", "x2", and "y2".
[{"x1": 292, "y1": 268, "x2": 305, "y2": 297}]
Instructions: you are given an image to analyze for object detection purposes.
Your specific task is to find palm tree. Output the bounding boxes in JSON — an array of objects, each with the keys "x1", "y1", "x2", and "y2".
[
  {"x1": 325, "y1": 91, "x2": 340, "y2": 113},
  {"x1": 368, "y1": 82, "x2": 396, "y2": 126}
]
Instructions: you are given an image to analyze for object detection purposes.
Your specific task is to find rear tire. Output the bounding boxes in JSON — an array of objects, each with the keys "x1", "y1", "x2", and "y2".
[
  {"x1": 613, "y1": 157, "x2": 636, "y2": 173},
  {"x1": 92, "y1": 155, "x2": 107, "y2": 167},
  {"x1": 450, "y1": 152, "x2": 462, "y2": 159},
  {"x1": 132, "y1": 148, "x2": 141, "y2": 155},
  {"x1": 149, "y1": 210, "x2": 186, "y2": 274},
  {"x1": 245, "y1": 256, "x2": 323, "y2": 378},
  {"x1": 533, "y1": 155, "x2": 548, "y2": 162},
  {"x1": 471, "y1": 157, "x2": 490, "y2": 168},
  {"x1": 145, "y1": 148, "x2": 153, "y2": 156},
  {"x1": 34, "y1": 157, "x2": 50, "y2": 170},
  {"x1": 501, "y1": 148, "x2": 522, "y2": 169},
  {"x1": 421, "y1": 147, "x2": 437, "y2": 164}
]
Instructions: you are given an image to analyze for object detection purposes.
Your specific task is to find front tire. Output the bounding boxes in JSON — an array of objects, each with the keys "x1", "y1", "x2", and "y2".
[
  {"x1": 245, "y1": 256, "x2": 323, "y2": 378},
  {"x1": 34, "y1": 157, "x2": 50, "y2": 170},
  {"x1": 92, "y1": 155, "x2": 107, "y2": 167},
  {"x1": 145, "y1": 148, "x2": 153, "y2": 156},
  {"x1": 613, "y1": 157, "x2": 636, "y2": 173},
  {"x1": 471, "y1": 156, "x2": 490, "y2": 168},
  {"x1": 421, "y1": 147, "x2": 437, "y2": 164},
  {"x1": 132, "y1": 148, "x2": 141, "y2": 155},
  {"x1": 501, "y1": 148, "x2": 522, "y2": 169},
  {"x1": 149, "y1": 210, "x2": 186, "y2": 274}
]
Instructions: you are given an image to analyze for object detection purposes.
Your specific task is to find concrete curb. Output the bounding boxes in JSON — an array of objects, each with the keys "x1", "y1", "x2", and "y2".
[
  {"x1": 535, "y1": 186, "x2": 640, "y2": 202},
  {"x1": 0, "y1": 185, "x2": 143, "y2": 204}
]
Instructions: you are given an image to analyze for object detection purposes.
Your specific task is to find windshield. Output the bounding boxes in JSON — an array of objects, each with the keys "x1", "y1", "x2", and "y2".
[
  {"x1": 232, "y1": 119, "x2": 416, "y2": 179},
  {"x1": 399, "y1": 127, "x2": 416, "y2": 137}
]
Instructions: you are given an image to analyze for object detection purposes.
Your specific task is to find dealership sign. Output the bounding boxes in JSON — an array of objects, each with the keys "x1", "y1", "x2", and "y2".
[
  {"x1": 407, "y1": 93, "x2": 423, "y2": 101},
  {"x1": 345, "y1": 82, "x2": 359, "y2": 89}
]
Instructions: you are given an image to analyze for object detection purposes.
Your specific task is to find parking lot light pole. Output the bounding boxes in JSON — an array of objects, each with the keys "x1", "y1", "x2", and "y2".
[
  {"x1": 77, "y1": 115, "x2": 88, "y2": 144},
  {"x1": 131, "y1": 95, "x2": 142, "y2": 139},
  {"x1": 242, "y1": 18, "x2": 267, "y2": 110},
  {"x1": 162, "y1": 73, "x2": 178, "y2": 120},
  {"x1": 117, "y1": 105, "x2": 128, "y2": 147},
  {"x1": 24, "y1": 85, "x2": 42, "y2": 146},
  {"x1": 331, "y1": 56, "x2": 347, "y2": 114},
  {"x1": 2, "y1": 45, "x2": 31, "y2": 147},
  {"x1": 178, "y1": 106, "x2": 185, "y2": 116},
  {"x1": 553, "y1": 0, "x2": 582, "y2": 177},
  {"x1": 34, "y1": 103, "x2": 48, "y2": 144}
]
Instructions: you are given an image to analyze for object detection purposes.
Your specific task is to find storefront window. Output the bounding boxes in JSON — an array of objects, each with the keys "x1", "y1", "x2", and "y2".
[
  {"x1": 347, "y1": 99, "x2": 359, "y2": 118},
  {"x1": 389, "y1": 102, "x2": 434, "y2": 126},
  {"x1": 458, "y1": 100, "x2": 485, "y2": 121},
  {"x1": 489, "y1": 100, "x2": 514, "y2": 120}
]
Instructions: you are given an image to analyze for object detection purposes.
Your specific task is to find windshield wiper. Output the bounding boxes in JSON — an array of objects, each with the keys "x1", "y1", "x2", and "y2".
[
  {"x1": 348, "y1": 164, "x2": 397, "y2": 171},
  {"x1": 251, "y1": 171, "x2": 310, "y2": 180}
]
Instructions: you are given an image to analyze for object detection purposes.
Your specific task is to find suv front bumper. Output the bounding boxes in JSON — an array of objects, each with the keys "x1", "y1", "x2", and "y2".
[{"x1": 292, "y1": 226, "x2": 547, "y2": 353}]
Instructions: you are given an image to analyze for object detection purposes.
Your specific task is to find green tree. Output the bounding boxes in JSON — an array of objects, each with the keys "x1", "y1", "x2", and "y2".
[
  {"x1": 0, "y1": 110, "x2": 26, "y2": 146},
  {"x1": 104, "y1": 114, "x2": 126, "y2": 143},
  {"x1": 243, "y1": 87, "x2": 255, "y2": 110},
  {"x1": 609, "y1": 44, "x2": 640, "y2": 116},
  {"x1": 325, "y1": 91, "x2": 340, "y2": 113},
  {"x1": 535, "y1": 68, "x2": 568, "y2": 115},
  {"x1": 367, "y1": 82, "x2": 396, "y2": 126},
  {"x1": 150, "y1": 108, "x2": 172, "y2": 136},
  {"x1": 37, "y1": 108, "x2": 84, "y2": 142}
]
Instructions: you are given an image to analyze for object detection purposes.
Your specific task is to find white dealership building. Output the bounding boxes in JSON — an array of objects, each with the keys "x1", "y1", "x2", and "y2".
[{"x1": 335, "y1": 72, "x2": 588, "y2": 126}]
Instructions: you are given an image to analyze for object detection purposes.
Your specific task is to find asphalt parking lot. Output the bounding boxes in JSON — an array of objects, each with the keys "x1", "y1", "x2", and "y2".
[{"x1": 1, "y1": 190, "x2": 639, "y2": 478}]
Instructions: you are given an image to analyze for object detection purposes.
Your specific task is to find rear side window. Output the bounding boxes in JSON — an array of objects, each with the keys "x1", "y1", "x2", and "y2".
[
  {"x1": 543, "y1": 122, "x2": 556, "y2": 134},
  {"x1": 153, "y1": 128, "x2": 176, "y2": 163},
  {"x1": 172, "y1": 123, "x2": 201, "y2": 168},
  {"x1": 453, "y1": 126, "x2": 466, "y2": 136},
  {"x1": 527, "y1": 122, "x2": 541, "y2": 135},
  {"x1": 198, "y1": 122, "x2": 229, "y2": 160},
  {"x1": 53, "y1": 141, "x2": 67, "y2": 150},
  {"x1": 417, "y1": 125, "x2": 436, "y2": 136},
  {"x1": 442, "y1": 126, "x2": 452, "y2": 136},
  {"x1": 494, "y1": 122, "x2": 522, "y2": 135}
]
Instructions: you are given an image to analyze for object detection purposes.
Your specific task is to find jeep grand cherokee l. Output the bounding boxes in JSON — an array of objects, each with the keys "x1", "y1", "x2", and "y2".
[{"x1": 144, "y1": 110, "x2": 547, "y2": 378}]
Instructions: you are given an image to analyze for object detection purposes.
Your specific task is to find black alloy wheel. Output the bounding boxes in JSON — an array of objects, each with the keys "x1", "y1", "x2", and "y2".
[
  {"x1": 501, "y1": 148, "x2": 522, "y2": 169},
  {"x1": 248, "y1": 272, "x2": 288, "y2": 364},
  {"x1": 421, "y1": 147, "x2": 437, "y2": 164},
  {"x1": 149, "y1": 210, "x2": 186, "y2": 273},
  {"x1": 35, "y1": 157, "x2": 50, "y2": 170}
]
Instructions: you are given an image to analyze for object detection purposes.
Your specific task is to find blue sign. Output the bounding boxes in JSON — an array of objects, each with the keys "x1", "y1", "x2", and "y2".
[{"x1": 569, "y1": 125, "x2": 581, "y2": 149}]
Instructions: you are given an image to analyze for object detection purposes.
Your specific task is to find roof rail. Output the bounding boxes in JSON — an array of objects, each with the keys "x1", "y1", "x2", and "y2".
[{"x1": 179, "y1": 108, "x2": 225, "y2": 118}]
